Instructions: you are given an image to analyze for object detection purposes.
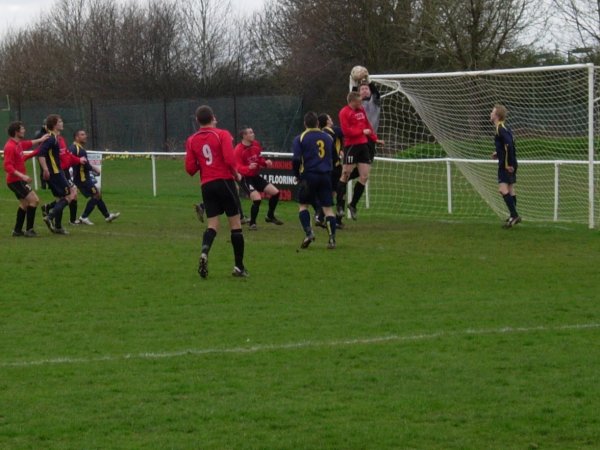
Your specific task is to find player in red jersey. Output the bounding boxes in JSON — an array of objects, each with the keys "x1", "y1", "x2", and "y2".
[
  {"x1": 337, "y1": 91, "x2": 383, "y2": 220},
  {"x1": 3, "y1": 121, "x2": 49, "y2": 236},
  {"x1": 185, "y1": 105, "x2": 247, "y2": 278},
  {"x1": 234, "y1": 126, "x2": 283, "y2": 230}
]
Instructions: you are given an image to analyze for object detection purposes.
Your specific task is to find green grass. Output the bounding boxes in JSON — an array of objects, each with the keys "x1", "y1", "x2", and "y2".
[{"x1": 1, "y1": 159, "x2": 600, "y2": 449}]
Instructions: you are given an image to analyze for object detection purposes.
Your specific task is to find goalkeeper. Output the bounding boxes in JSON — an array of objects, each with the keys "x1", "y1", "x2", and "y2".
[
  {"x1": 350, "y1": 73, "x2": 381, "y2": 162},
  {"x1": 490, "y1": 104, "x2": 521, "y2": 228}
]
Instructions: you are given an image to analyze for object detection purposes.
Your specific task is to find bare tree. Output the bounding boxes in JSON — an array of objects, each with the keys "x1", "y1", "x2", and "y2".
[
  {"x1": 426, "y1": 0, "x2": 544, "y2": 70},
  {"x1": 553, "y1": 0, "x2": 600, "y2": 48}
]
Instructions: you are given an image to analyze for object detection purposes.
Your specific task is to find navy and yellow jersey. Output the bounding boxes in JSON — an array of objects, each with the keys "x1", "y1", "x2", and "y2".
[
  {"x1": 495, "y1": 122, "x2": 517, "y2": 170},
  {"x1": 322, "y1": 126, "x2": 343, "y2": 167},
  {"x1": 37, "y1": 133, "x2": 62, "y2": 175},
  {"x1": 69, "y1": 143, "x2": 93, "y2": 184},
  {"x1": 292, "y1": 128, "x2": 334, "y2": 178}
]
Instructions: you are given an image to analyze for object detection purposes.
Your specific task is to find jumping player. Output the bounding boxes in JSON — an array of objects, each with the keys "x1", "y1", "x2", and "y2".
[
  {"x1": 185, "y1": 105, "x2": 248, "y2": 278},
  {"x1": 69, "y1": 129, "x2": 120, "y2": 225},
  {"x1": 337, "y1": 91, "x2": 382, "y2": 220},
  {"x1": 3, "y1": 121, "x2": 49, "y2": 237},
  {"x1": 292, "y1": 111, "x2": 336, "y2": 249},
  {"x1": 234, "y1": 126, "x2": 283, "y2": 230},
  {"x1": 490, "y1": 104, "x2": 521, "y2": 227}
]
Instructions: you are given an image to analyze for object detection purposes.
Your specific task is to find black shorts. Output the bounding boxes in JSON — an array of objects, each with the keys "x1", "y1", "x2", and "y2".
[
  {"x1": 343, "y1": 143, "x2": 371, "y2": 165},
  {"x1": 241, "y1": 175, "x2": 269, "y2": 193},
  {"x1": 7, "y1": 181, "x2": 33, "y2": 199},
  {"x1": 77, "y1": 180, "x2": 99, "y2": 198},
  {"x1": 331, "y1": 165, "x2": 342, "y2": 191},
  {"x1": 48, "y1": 173, "x2": 71, "y2": 198},
  {"x1": 498, "y1": 167, "x2": 517, "y2": 184},
  {"x1": 201, "y1": 179, "x2": 241, "y2": 218},
  {"x1": 367, "y1": 141, "x2": 376, "y2": 161},
  {"x1": 297, "y1": 172, "x2": 333, "y2": 207}
]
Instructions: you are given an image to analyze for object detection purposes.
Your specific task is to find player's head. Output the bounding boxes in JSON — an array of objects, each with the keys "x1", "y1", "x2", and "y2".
[
  {"x1": 359, "y1": 82, "x2": 371, "y2": 100},
  {"x1": 195, "y1": 105, "x2": 215, "y2": 126},
  {"x1": 317, "y1": 113, "x2": 333, "y2": 129},
  {"x1": 304, "y1": 111, "x2": 318, "y2": 129},
  {"x1": 7, "y1": 121, "x2": 25, "y2": 138},
  {"x1": 347, "y1": 91, "x2": 362, "y2": 109},
  {"x1": 45, "y1": 114, "x2": 63, "y2": 132},
  {"x1": 491, "y1": 104, "x2": 507, "y2": 124},
  {"x1": 239, "y1": 126, "x2": 255, "y2": 144},
  {"x1": 74, "y1": 129, "x2": 88, "y2": 145}
]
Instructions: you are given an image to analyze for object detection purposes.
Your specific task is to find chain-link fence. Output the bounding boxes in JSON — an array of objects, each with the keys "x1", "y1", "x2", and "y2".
[{"x1": 10, "y1": 95, "x2": 303, "y2": 152}]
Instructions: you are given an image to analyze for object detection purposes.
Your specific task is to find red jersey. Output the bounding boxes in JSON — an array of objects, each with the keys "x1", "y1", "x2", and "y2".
[
  {"x1": 234, "y1": 140, "x2": 267, "y2": 177},
  {"x1": 185, "y1": 127, "x2": 236, "y2": 185},
  {"x1": 58, "y1": 135, "x2": 80, "y2": 170},
  {"x1": 338, "y1": 104, "x2": 378, "y2": 146},
  {"x1": 29, "y1": 135, "x2": 79, "y2": 170},
  {"x1": 3, "y1": 138, "x2": 33, "y2": 183}
]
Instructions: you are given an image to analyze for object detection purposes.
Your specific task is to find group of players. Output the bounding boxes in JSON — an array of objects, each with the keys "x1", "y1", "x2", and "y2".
[
  {"x1": 4, "y1": 69, "x2": 520, "y2": 279},
  {"x1": 184, "y1": 74, "x2": 385, "y2": 278},
  {"x1": 2, "y1": 115, "x2": 119, "y2": 237}
]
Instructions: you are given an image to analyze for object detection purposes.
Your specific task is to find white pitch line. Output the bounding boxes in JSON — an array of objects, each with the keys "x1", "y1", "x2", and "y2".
[{"x1": 2, "y1": 322, "x2": 599, "y2": 368}]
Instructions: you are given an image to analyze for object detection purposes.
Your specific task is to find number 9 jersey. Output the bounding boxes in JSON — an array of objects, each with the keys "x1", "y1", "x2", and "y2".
[{"x1": 185, "y1": 127, "x2": 236, "y2": 185}]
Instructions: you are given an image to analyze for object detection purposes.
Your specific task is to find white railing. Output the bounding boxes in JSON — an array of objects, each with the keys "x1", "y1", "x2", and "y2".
[{"x1": 3, "y1": 150, "x2": 598, "y2": 227}]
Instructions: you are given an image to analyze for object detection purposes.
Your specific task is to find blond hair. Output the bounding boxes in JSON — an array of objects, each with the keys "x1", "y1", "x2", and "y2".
[
  {"x1": 494, "y1": 104, "x2": 507, "y2": 121},
  {"x1": 347, "y1": 91, "x2": 361, "y2": 104}
]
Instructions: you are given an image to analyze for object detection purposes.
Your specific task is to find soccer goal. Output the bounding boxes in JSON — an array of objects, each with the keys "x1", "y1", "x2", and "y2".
[{"x1": 369, "y1": 64, "x2": 600, "y2": 228}]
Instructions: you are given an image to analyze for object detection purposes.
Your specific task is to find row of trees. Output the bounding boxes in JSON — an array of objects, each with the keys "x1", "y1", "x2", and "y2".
[{"x1": 1, "y1": 0, "x2": 599, "y2": 112}]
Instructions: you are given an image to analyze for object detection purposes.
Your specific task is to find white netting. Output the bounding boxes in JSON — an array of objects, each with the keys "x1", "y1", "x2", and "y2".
[{"x1": 366, "y1": 64, "x2": 600, "y2": 226}]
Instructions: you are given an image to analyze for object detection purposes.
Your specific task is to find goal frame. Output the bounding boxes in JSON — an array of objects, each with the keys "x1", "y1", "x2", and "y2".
[{"x1": 370, "y1": 63, "x2": 598, "y2": 229}]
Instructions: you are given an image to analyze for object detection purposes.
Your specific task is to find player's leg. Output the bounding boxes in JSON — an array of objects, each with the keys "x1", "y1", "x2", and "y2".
[
  {"x1": 248, "y1": 189, "x2": 261, "y2": 230},
  {"x1": 69, "y1": 185, "x2": 79, "y2": 225},
  {"x1": 45, "y1": 176, "x2": 72, "y2": 233},
  {"x1": 337, "y1": 165, "x2": 354, "y2": 216},
  {"x1": 227, "y1": 214, "x2": 247, "y2": 277},
  {"x1": 336, "y1": 146, "x2": 356, "y2": 216},
  {"x1": 92, "y1": 188, "x2": 120, "y2": 223},
  {"x1": 330, "y1": 166, "x2": 343, "y2": 228},
  {"x1": 197, "y1": 183, "x2": 222, "y2": 278},
  {"x1": 297, "y1": 176, "x2": 315, "y2": 249},
  {"x1": 13, "y1": 199, "x2": 27, "y2": 236},
  {"x1": 79, "y1": 183, "x2": 96, "y2": 225},
  {"x1": 24, "y1": 190, "x2": 39, "y2": 236},
  {"x1": 235, "y1": 178, "x2": 250, "y2": 225},
  {"x1": 318, "y1": 174, "x2": 336, "y2": 249},
  {"x1": 8, "y1": 182, "x2": 30, "y2": 236},
  {"x1": 499, "y1": 181, "x2": 518, "y2": 227},
  {"x1": 506, "y1": 181, "x2": 520, "y2": 227},
  {"x1": 509, "y1": 178, "x2": 517, "y2": 211},
  {"x1": 348, "y1": 158, "x2": 371, "y2": 220},
  {"x1": 264, "y1": 183, "x2": 283, "y2": 225},
  {"x1": 223, "y1": 180, "x2": 247, "y2": 277}
]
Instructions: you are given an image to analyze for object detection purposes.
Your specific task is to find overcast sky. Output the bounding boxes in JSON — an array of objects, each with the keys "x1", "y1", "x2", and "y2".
[{"x1": 0, "y1": 0, "x2": 265, "y2": 36}]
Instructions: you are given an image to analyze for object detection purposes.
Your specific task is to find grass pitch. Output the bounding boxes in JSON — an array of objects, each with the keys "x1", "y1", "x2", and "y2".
[{"x1": 1, "y1": 158, "x2": 599, "y2": 449}]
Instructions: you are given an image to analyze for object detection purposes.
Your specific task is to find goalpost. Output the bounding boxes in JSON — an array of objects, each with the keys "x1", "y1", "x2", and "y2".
[{"x1": 369, "y1": 63, "x2": 599, "y2": 228}]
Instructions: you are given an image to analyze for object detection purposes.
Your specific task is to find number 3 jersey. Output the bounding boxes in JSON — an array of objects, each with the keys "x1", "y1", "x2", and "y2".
[
  {"x1": 292, "y1": 128, "x2": 334, "y2": 177},
  {"x1": 185, "y1": 127, "x2": 236, "y2": 185}
]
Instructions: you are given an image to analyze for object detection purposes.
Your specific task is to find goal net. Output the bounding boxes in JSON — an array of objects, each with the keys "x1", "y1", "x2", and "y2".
[{"x1": 368, "y1": 64, "x2": 600, "y2": 227}]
